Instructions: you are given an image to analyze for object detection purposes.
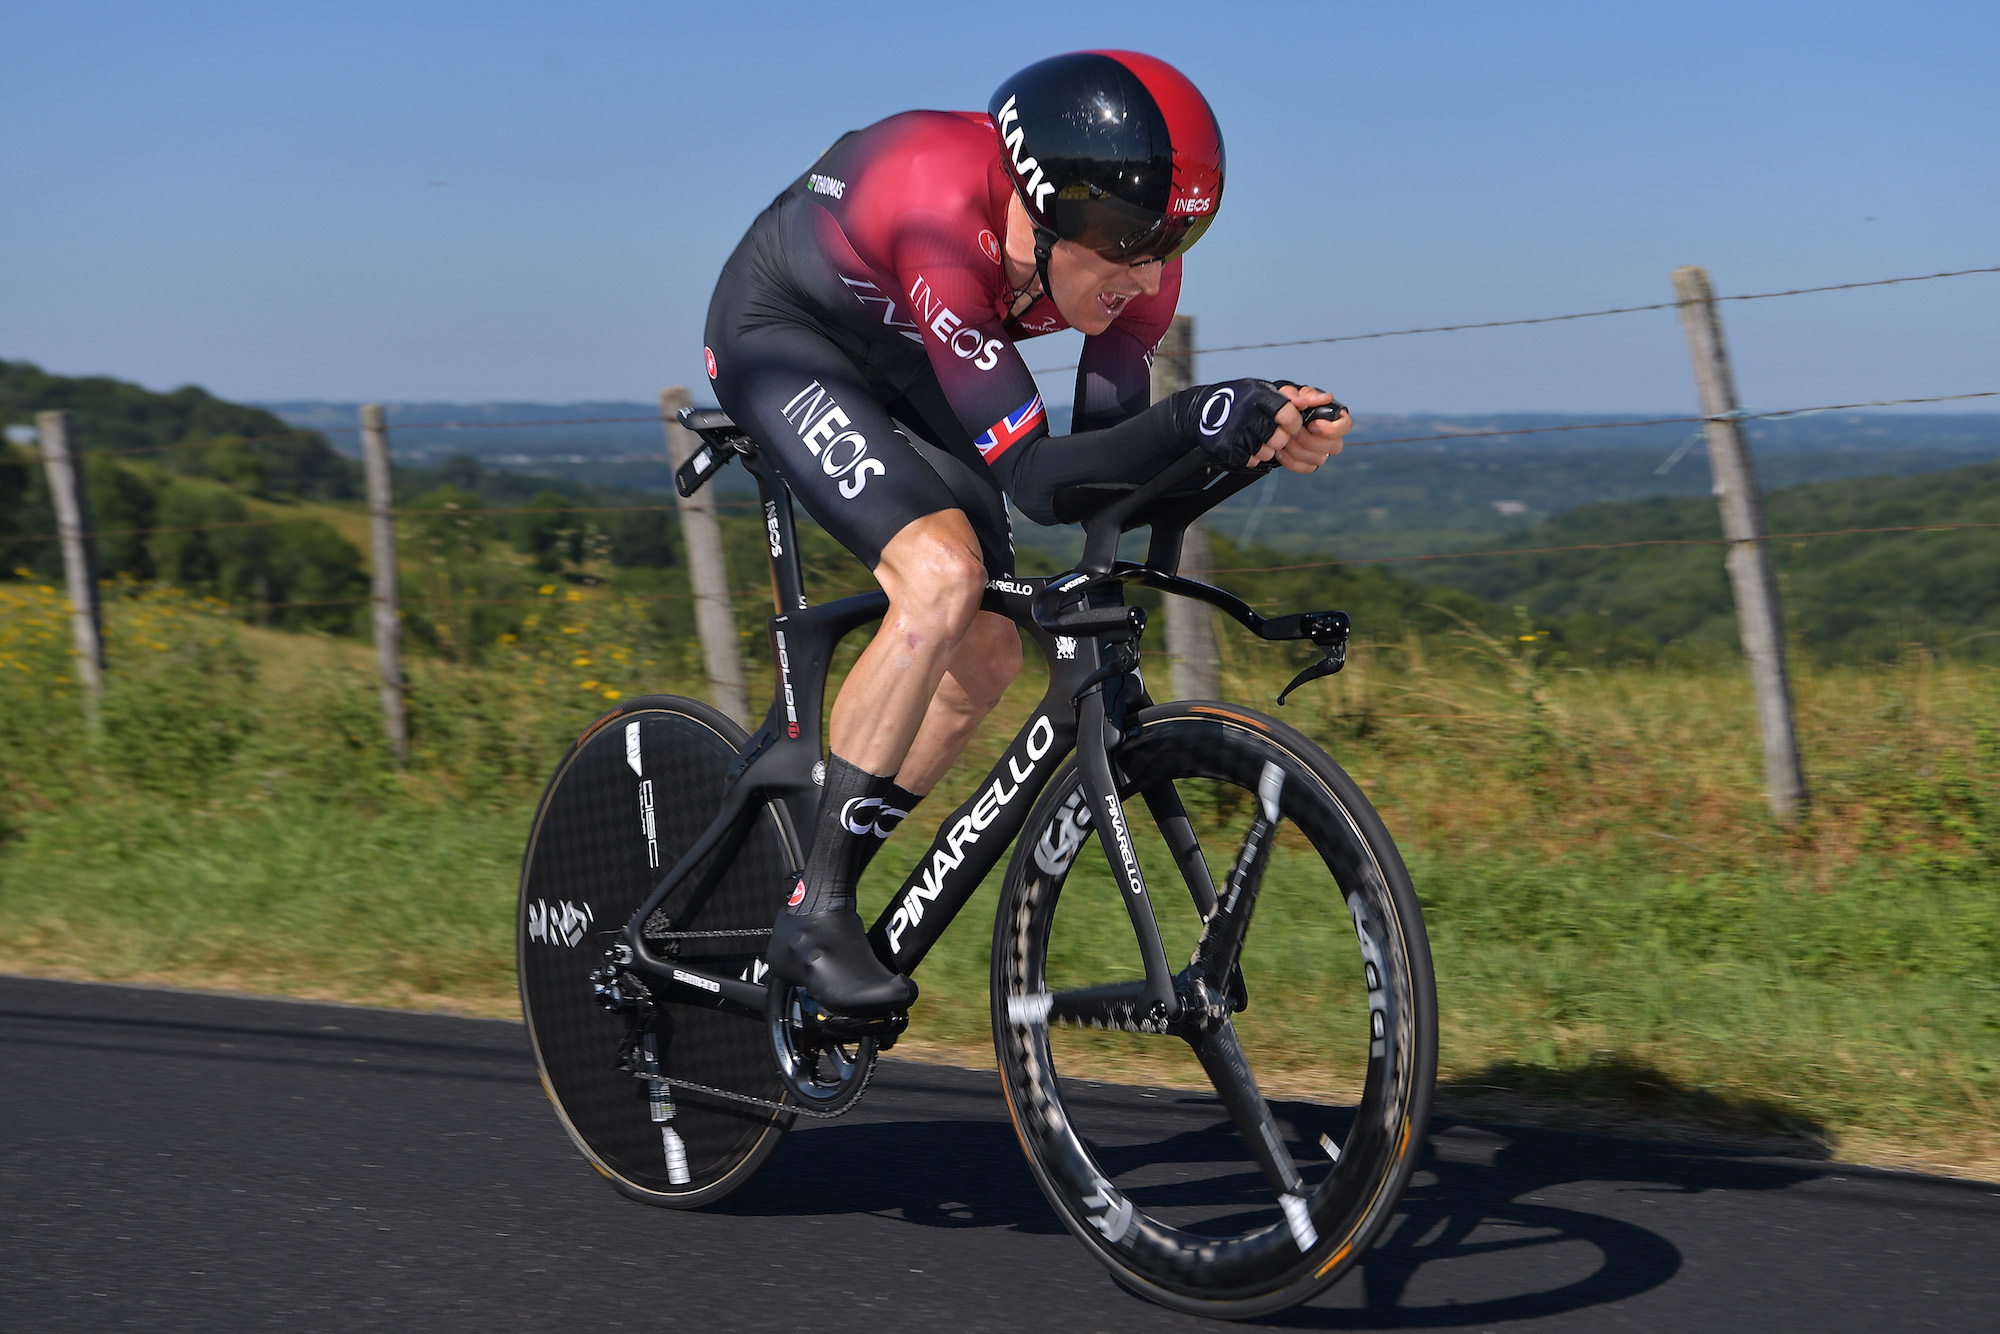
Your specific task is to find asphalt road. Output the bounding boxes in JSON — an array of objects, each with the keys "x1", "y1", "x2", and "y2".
[{"x1": 4, "y1": 975, "x2": 1996, "y2": 1331}]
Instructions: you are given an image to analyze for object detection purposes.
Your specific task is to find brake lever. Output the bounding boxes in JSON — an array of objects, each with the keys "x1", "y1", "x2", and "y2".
[
  {"x1": 1275, "y1": 611, "x2": 1351, "y2": 706},
  {"x1": 1277, "y1": 654, "x2": 1344, "y2": 706}
]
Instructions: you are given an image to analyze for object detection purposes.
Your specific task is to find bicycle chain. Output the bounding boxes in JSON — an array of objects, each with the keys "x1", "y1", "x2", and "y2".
[
  {"x1": 637, "y1": 1070, "x2": 851, "y2": 1120},
  {"x1": 615, "y1": 931, "x2": 852, "y2": 1119}
]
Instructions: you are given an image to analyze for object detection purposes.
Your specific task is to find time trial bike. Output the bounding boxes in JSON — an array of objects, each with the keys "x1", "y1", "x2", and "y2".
[{"x1": 517, "y1": 405, "x2": 1436, "y2": 1318}]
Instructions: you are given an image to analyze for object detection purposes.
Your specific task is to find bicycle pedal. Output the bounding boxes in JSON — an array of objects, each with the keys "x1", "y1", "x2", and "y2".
[{"x1": 797, "y1": 994, "x2": 909, "y2": 1048}]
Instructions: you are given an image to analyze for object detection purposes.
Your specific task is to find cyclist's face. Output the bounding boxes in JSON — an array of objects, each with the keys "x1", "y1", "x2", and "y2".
[{"x1": 1047, "y1": 243, "x2": 1164, "y2": 335}]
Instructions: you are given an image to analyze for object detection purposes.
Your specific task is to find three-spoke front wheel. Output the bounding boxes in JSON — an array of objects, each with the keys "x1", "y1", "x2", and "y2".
[{"x1": 992, "y1": 702, "x2": 1437, "y2": 1318}]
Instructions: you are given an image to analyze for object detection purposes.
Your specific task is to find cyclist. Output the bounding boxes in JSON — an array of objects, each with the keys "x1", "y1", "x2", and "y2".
[{"x1": 701, "y1": 51, "x2": 1351, "y2": 1018}]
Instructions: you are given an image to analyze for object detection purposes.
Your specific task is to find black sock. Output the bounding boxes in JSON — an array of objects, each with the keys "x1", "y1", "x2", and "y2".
[
  {"x1": 854, "y1": 780, "x2": 924, "y2": 881},
  {"x1": 789, "y1": 755, "x2": 899, "y2": 917}
]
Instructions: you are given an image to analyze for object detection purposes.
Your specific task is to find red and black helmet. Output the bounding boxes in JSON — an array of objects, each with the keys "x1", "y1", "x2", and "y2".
[{"x1": 989, "y1": 51, "x2": 1225, "y2": 266}]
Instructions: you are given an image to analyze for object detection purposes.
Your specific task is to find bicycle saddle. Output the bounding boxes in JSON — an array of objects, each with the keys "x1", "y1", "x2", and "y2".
[{"x1": 679, "y1": 408, "x2": 745, "y2": 437}]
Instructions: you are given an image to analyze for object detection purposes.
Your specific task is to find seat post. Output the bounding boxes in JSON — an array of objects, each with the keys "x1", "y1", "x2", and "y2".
[{"x1": 741, "y1": 452, "x2": 810, "y2": 614}]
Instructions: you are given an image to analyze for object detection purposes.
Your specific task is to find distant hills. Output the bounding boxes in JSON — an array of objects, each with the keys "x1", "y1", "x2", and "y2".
[
  {"x1": 258, "y1": 397, "x2": 2000, "y2": 558},
  {"x1": 1416, "y1": 460, "x2": 2000, "y2": 661},
  {"x1": 5, "y1": 363, "x2": 1994, "y2": 662},
  {"x1": 3, "y1": 360, "x2": 358, "y2": 501}
]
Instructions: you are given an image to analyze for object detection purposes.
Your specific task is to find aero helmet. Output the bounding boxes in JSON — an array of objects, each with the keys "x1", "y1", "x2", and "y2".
[{"x1": 989, "y1": 50, "x2": 1225, "y2": 287}]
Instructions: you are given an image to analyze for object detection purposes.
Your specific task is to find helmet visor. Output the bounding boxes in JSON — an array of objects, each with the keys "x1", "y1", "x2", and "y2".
[
  {"x1": 1093, "y1": 212, "x2": 1214, "y2": 265},
  {"x1": 1047, "y1": 188, "x2": 1217, "y2": 265}
]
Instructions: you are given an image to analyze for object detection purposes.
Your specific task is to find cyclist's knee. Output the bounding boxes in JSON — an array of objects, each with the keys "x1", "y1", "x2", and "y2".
[{"x1": 878, "y1": 519, "x2": 987, "y2": 639}]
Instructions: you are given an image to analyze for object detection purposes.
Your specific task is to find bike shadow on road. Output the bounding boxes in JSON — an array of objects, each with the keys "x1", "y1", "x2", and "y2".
[
  {"x1": 1262, "y1": 1116, "x2": 1821, "y2": 1328},
  {"x1": 716, "y1": 1092, "x2": 1825, "y2": 1328}
]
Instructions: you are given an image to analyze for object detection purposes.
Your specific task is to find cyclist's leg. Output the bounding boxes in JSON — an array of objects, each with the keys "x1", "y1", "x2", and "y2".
[
  {"x1": 706, "y1": 296, "x2": 986, "y2": 1012},
  {"x1": 893, "y1": 609, "x2": 1022, "y2": 795},
  {"x1": 879, "y1": 386, "x2": 1024, "y2": 796}
]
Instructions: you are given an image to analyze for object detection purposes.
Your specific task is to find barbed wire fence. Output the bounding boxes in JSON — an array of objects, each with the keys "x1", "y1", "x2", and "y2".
[{"x1": 7, "y1": 261, "x2": 1997, "y2": 810}]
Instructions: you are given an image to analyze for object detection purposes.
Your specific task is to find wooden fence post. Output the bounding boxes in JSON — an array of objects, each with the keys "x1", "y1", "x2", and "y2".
[
  {"x1": 1672, "y1": 266, "x2": 1807, "y2": 823},
  {"x1": 1151, "y1": 315, "x2": 1221, "y2": 699},
  {"x1": 359, "y1": 404, "x2": 409, "y2": 767},
  {"x1": 34, "y1": 410, "x2": 105, "y2": 728},
  {"x1": 660, "y1": 387, "x2": 749, "y2": 728}
]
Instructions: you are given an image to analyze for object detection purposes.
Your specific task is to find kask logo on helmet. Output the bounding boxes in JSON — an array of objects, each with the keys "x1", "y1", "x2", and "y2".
[{"x1": 993, "y1": 95, "x2": 1055, "y2": 212}]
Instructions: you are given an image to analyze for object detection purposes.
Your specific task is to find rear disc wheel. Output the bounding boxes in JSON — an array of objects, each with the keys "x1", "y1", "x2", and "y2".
[{"x1": 519, "y1": 696, "x2": 798, "y2": 1208}]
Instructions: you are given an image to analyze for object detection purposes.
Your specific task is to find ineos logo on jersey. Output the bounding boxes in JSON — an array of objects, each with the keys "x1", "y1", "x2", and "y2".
[
  {"x1": 1199, "y1": 387, "x2": 1236, "y2": 436},
  {"x1": 840, "y1": 276, "x2": 923, "y2": 345},
  {"x1": 779, "y1": 381, "x2": 887, "y2": 498},
  {"x1": 908, "y1": 275, "x2": 1004, "y2": 370},
  {"x1": 993, "y1": 95, "x2": 1055, "y2": 212}
]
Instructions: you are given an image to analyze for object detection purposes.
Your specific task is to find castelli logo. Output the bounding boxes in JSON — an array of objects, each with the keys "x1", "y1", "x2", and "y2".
[
  {"x1": 787, "y1": 878, "x2": 806, "y2": 907},
  {"x1": 978, "y1": 229, "x2": 1001, "y2": 264},
  {"x1": 704, "y1": 346, "x2": 717, "y2": 379}
]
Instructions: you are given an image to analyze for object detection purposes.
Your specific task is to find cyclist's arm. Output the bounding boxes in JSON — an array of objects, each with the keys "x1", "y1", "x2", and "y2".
[
  {"x1": 889, "y1": 246, "x2": 1287, "y2": 526},
  {"x1": 1071, "y1": 259, "x2": 1183, "y2": 432},
  {"x1": 992, "y1": 399, "x2": 1183, "y2": 524}
]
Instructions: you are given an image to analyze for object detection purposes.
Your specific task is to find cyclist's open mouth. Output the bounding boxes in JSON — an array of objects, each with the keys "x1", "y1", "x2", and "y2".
[{"x1": 1099, "y1": 292, "x2": 1131, "y2": 319}]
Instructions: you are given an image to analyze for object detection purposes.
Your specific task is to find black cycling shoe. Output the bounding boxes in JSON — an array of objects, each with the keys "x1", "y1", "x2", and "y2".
[{"x1": 767, "y1": 909, "x2": 918, "y2": 1015}]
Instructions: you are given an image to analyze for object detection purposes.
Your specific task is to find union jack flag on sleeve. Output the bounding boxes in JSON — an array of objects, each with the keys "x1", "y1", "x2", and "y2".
[{"x1": 974, "y1": 395, "x2": 1046, "y2": 465}]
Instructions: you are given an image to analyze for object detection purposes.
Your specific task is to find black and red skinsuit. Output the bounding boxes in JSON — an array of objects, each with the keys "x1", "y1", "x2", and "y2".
[{"x1": 703, "y1": 109, "x2": 1188, "y2": 576}]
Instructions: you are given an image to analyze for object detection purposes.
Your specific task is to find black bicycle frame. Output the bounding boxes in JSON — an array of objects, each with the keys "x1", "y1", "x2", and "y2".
[{"x1": 618, "y1": 422, "x2": 1347, "y2": 1030}]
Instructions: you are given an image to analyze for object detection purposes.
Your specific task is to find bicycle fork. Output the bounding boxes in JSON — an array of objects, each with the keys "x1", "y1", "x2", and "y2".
[
  {"x1": 1071, "y1": 679, "x2": 1182, "y2": 1027},
  {"x1": 1065, "y1": 643, "x2": 1317, "y2": 1216}
]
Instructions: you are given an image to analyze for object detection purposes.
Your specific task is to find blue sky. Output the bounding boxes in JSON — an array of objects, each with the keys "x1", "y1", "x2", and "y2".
[{"x1": 3, "y1": 0, "x2": 1994, "y2": 414}]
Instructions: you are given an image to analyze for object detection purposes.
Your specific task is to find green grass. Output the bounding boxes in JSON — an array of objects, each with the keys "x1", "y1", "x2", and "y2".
[{"x1": 1, "y1": 578, "x2": 1996, "y2": 1177}]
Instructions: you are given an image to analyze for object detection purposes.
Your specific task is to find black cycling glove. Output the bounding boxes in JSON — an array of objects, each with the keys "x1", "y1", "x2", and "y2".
[{"x1": 1170, "y1": 379, "x2": 1293, "y2": 469}]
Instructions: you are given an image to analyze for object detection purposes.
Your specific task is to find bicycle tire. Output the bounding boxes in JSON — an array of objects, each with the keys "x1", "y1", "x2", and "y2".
[
  {"x1": 991, "y1": 701, "x2": 1437, "y2": 1318},
  {"x1": 520, "y1": 695, "x2": 799, "y2": 1208}
]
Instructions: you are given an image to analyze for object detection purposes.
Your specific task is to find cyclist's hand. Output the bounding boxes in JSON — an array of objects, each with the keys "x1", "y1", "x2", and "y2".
[
  {"x1": 1251, "y1": 383, "x2": 1350, "y2": 473},
  {"x1": 1176, "y1": 379, "x2": 1296, "y2": 469}
]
